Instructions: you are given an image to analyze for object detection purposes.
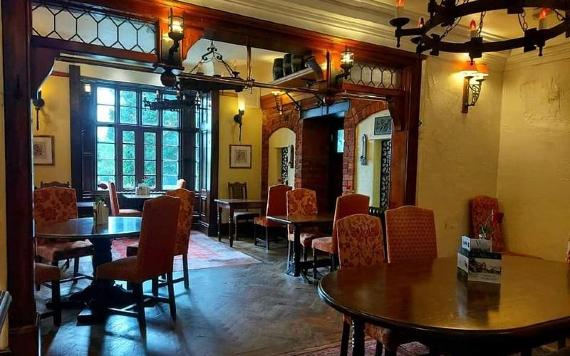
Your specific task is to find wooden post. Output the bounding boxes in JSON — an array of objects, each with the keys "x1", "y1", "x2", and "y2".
[{"x1": 2, "y1": 0, "x2": 39, "y2": 354}]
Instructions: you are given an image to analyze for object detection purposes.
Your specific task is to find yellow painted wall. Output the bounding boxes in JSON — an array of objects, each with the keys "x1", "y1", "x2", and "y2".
[
  {"x1": 0, "y1": 1, "x2": 7, "y2": 348},
  {"x1": 497, "y1": 50, "x2": 570, "y2": 261},
  {"x1": 33, "y1": 75, "x2": 72, "y2": 187},
  {"x1": 218, "y1": 93, "x2": 263, "y2": 200},
  {"x1": 268, "y1": 127, "x2": 295, "y2": 187},
  {"x1": 416, "y1": 56, "x2": 504, "y2": 257}
]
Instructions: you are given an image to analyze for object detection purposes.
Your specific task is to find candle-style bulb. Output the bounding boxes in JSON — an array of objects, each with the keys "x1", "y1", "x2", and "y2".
[
  {"x1": 418, "y1": 17, "x2": 425, "y2": 28},
  {"x1": 469, "y1": 19, "x2": 478, "y2": 38},
  {"x1": 538, "y1": 8, "x2": 548, "y2": 30},
  {"x1": 395, "y1": 0, "x2": 405, "y2": 18}
]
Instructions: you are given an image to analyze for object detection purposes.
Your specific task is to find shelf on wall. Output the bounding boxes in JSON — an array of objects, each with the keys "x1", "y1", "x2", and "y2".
[{"x1": 270, "y1": 67, "x2": 318, "y2": 88}]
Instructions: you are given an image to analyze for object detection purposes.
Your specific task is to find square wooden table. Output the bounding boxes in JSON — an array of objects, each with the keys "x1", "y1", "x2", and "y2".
[
  {"x1": 267, "y1": 213, "x2": 334, "y2": 277},
  {"x1": 214, "y1": 199, "x2": 266, "y2": 247}
]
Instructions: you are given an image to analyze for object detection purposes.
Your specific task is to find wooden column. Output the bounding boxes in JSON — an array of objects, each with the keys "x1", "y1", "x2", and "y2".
[{"x1": 2, "y1": 0, "x2": 39, "y2": 354}]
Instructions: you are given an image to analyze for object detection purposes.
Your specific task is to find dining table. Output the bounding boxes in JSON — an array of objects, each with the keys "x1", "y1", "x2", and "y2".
[
  {"x1": 36, "y1": 216, "x2": 142, "y2": 324},
  {"x1": 267, "y1": 213, "x2": 334, "y2": 277},
  {"x1": 214, "y1": 198, "x2": 266, "y2": 247},
  {"x1": 318, "y1": 255, "x2": 570, "y2": 356}
]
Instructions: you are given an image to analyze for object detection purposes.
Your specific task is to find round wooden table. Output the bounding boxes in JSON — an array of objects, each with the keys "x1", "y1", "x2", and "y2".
[
  {"x1": 318, "y1": 256, "x2": 570, "y2": 356},
  {"x1": 36, "y1": 217, "x2": 142, "y2": 324}
]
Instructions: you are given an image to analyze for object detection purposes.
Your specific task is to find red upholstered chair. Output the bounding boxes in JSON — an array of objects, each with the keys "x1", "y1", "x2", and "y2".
[
  {"x1": 34, "y1": 187, "x2": 93, "y2": 281},
  {"x1": 228, "y1": 182, "x2": 259, "y2": 239},
  {"x1": 127, "y1": 188, "x2": 195, "y2": 289},
  {"x1": 107, "y1": 181, "x2": 142, "y2": 217},
  {"x1": 253, "y1": 184, "x2": 292, "y2": 249},
  {"x1": 385, "y1": 206, "x2": 438, "y2": 264},
  {"x1": 469, "y1": 196, "x2": 505, "y2": 252},
  {"x1": 311, "y1": 193, "x2": 370, "y2": 277},
  {"x1": 336, "y1": 214, "x2": 415, "y2": 356},
  {"x1": 97, "y1": 196, "x2": 180, "y2": 335},
  {"x1": 286, "y1": 188, "x2": 324, "y2": 270},
  {"x1": 175, "y1": 179, "x2": 187, "y2": 189}
]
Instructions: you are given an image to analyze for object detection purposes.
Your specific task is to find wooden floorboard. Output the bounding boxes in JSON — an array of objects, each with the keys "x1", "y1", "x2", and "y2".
[{"x1": 38, "y1": 231, "x2": 342, "y2": 356}]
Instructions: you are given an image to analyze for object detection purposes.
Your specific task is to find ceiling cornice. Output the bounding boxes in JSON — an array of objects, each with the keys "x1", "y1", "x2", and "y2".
[{"x1": 505, "y1": 40, "x2": 570, "y2": 71}]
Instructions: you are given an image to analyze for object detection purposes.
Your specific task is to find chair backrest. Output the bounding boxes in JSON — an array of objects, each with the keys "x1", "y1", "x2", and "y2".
[
  {"x1": 331, "y1": 193, "x2": 370, "y2": 249},
  {"x1": 336, "y1": 214, "x2": 385, "y2": 269},
  {"x1": 385, "y1": 205, "x2": 438, "y2": 263},
  {"x1": 40, "y1": 181, "x2": 70, "y2": 188},
  {"x1": 136, "y1": 196, "x2": 180, "y2": 280},
  {"x1": 228, "y1": 182, "x2": 247, "y2": 199},
  {"x1": 266, "y1": 184, "x2": 292, "y2": 216},
  {"x1": 166, "y1": 188, "x2": 195, "y2": 255},
  {"x1": 175, "y1": 179, "x2": 187, "y2": 189},
  {"x1": 469, "y1": 195, "x2": 504, "y2": 252},
  {"x1": 107, "y1": 182, "x2": 120, "y2": 216},
  {"x1": 34, "y1": 187, "x2": 78, "y2": 226},
  {"x1": 286, "y1": 188, "x2": 318, "y2": 216}
]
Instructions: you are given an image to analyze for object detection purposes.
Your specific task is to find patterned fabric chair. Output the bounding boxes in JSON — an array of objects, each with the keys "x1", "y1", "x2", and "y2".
[
  {"x1": 286, "y1": 188, "x2": 324, "y2": 272},
  {"x1": 253, "y1": 184, "x2": 292, "y2": 249},
  {"x1": 228, "y1": 182, "x2": 259, "y2": 238},
  {"x1": 384, "y1": 206, "x2": 438, "y2": 264},
  {"x1": 335, "y1": 214, "x2": 414, "y2": 356},
  {"x1": 175, "y1": 179, "x2": 187, "y2": 189},
  {"x1": 127, "y1": 189, "x2": 195, "y2": 289},
  {"x1": 34, "y1": 187, "x2": 93, "y2": 281},
  {"x1": 35, "y1": 263, "x2": 62, "y2": 326},
  {"x1": 107, "y1": 182, "x2": 142, "y2": 217},
  {"x1": 97, "y1": 196, "x2": 180, "y2": 335},
  {"x1": 469, "y1": 195, "x2": 505, "y2": 252},
  {"x1": 311, "y1": 193, "x2": 370, "y2": 277}
]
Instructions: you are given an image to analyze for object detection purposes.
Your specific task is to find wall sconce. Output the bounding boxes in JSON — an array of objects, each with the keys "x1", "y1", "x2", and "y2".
[
  {"x1": 160, "y1": 8, "x2": 185, "y2": 67},
  {"x1": 32, "y1": 90, "x2": 45, "y2": 131},
  {"x1": 233, "y1": 102, "x2": 245, "y2": 142},
  {"x1": 460, "y1": 61, "x2": 489, "y2": 113},
  {"x1": 272, "y1": 90, "x2": 284, "y2": 115},
  {"x1": 360, "y1": 134, "x2": 368, "y2": 165},
  {"x1": 336, "y1": 46, "x2": 354, "y2": 84}
]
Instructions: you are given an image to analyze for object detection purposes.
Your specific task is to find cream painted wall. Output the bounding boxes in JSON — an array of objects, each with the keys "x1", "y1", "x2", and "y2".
[
  {"x1": 33, "y1": 75, "x2": 72, "y2": 187},
  {"x1": 218, "y1": 93, "x2": 263, "y2": 200},
  {"x1": 497, "y1": 51, "x2": 570, "y2": 261},
  {"x1": 416, "y1": 56, "x2": 504, "y2": 257},
  {"x1": 268, "y1": 128, "x2": 295, "y2": 187}
]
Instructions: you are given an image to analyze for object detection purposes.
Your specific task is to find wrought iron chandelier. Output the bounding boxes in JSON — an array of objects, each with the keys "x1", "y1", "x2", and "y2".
[{"x1": 390, "y1": 0, "x2": 570, "y2": 62}]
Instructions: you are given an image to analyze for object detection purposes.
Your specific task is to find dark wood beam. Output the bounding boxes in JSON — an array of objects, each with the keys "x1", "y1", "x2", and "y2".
[{"x1": 2, "y1": 0, "x2": 39, "y2": 354}]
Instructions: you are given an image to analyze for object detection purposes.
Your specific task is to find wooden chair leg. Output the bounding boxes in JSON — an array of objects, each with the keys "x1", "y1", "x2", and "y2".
[
  {"x1": 234, "y1": 218, "x2": 239, "y2": 241},
  {"x1": 375, "y1": 341, "x2": 383, "y2": 356},
  {"x1": 167, "y1": 272, "x2": 177, "y2": 321},
  {"x1": 265, "y1": 227, "x2": 269, "y2": 251},
  {"x1": 73, "y1": 257, "x2": 80, "y2": 277},
  {"x1": 151, "y1": 278, "x2": 158, "y2": 297},
  {"x1": 340, "y1": 320, "x2": 350, "y2": 356},
  {"x1": 134, "y1": 283, "x2": 146, "y2": 335},
  {"x1": 303, "y1": 248, "x2": 308, "y2": 274},
  {"x1": 52, "y1": 280, "x2": 61, "y2": 326},
  {"x1": 253, "y1": 223, "x2": 257, "y2": 246},
  {"x1": 182, "y1": 253, "x2": 189, "y2": 290},
  {"x1": 313, "y1": 249, "x2": 318, "y2": 279}
]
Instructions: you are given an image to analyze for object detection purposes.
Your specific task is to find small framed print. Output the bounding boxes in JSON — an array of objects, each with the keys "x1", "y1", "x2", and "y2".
[
  {"x1": 229, "y1": 144, "x2": 252, "y2": 169},
  {"x1": 33, "y1": 136, "x2": 55, "y2": 166}
]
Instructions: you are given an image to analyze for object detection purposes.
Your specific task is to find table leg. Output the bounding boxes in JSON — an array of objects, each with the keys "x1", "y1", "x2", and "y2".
[
  {"x1": 294, "y1": 225, "x2": 301, "y2": 277},
  {"x1": 352, "y1": 319, "x2": 365, "y2": 356},
  {"x1": 217, "y1": 205, "x2": 223, "y2": 242},
  {"x1": 229, "y1": 207, "x2": 235, "y2": 248}
]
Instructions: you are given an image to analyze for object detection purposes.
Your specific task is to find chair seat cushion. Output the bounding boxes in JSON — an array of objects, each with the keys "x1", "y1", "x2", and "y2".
[
  {"x1": 311, "y1": 236, "x2": 335, "y2": 254},
  {"x1": 118, "y1": 209, "x2": 142, "y2": 217},
  {"x1": 35, "y1": 263, "x2": 61, "y2": 284},
  {"x1": 254, "y1": 216, "x2": 281, "y2": 228},
  {"x1": 36, "y1": 239, "x2": 93, "y2": 263},
  {"x1": 233, "y1": 211, "x2": 259, "y2": 221},
  {"x1": 96, "y1": 256, "x2": 141, "y2": 283},
  {"x1": 288, "y1": 231, "x2": 323, "y2": 247}
]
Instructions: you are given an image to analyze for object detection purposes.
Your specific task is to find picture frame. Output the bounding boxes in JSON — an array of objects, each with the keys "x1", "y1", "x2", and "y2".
[
  {"x1": 33, "y1": 135, "x2": 55, "y2": 166},
  {"x1": 229, "y1": 144, "x2": 252, "y2": 169}
]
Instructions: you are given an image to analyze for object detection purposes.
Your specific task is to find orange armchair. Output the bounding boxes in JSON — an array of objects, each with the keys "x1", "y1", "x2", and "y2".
[
  {"x1": 253, "y1": 184, "x2": 292, "y2": 249},
  {"x1": 107, "y1": 182, "x2": 142, "y2": 217}
]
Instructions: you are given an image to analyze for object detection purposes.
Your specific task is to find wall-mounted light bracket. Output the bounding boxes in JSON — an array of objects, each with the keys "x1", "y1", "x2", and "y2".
[
  {"x1": 32, "y1": 90, "x2": 45, "y2": 131},
  {"x1": 459, "y1": 61, "x2": 488, "y2": 113},
  {"x1": 234, "y1": 109, "x2": 244, "y2": 142},
  {"x1": 360, "y1": 133, "x2": 368, "y2": 166},
  {"x1": 285, "y1": 91, "x2": 302, "y2": 111}
]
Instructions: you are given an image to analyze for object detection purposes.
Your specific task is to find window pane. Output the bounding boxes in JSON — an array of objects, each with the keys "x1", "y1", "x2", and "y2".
[
  {"x1": 97, "y1": 143, "x2": 115, "y2": 160},
  {"x1": 336, "y1": 129, "x2": 345, "y2": 153},
  {"x1": 123, "y1": 144, "x2": 135, "y2": 159},
  {"x1": 163, "y1": 146, "x2": 179, "y2": 161},
  {"x1": 123, "y1": 176, "x2": 135, "y2": 190},
  {"x1": 97, "y1": 127, "x2": 115, "y2": 143},
  {"x1": 120, "y1": 90, "x2": 136, "y2": 106},
  {"x1": 97, "y1": 105, "x2": 115, "y2": 123},
  {"x1": 163, "y1": 110, "x2": 180, "y2": 128},
  {"x1": 142, "y1": 92, "x2": 158, "y2": 126},
  {"x1": 97, "y1": 176, "x2": 115, "y2": 187},
  {"x1": 123, "y1": 159, "x2": 135, "y2": 175},
  {"x1": 120, "y1": 106, "x2": 137, "y2": 124},
  {"x1": 163, "y1": 131, "x2": 179, "y2": 146},
  {"x1": 122, "y1": 131, "x2": 135, "y2": 144},
  {"x1": 163, "y1": 161, "x2": 178, "y2": 176},
  {"x1": 144, "y1": 176, "x2": 156, "y2": 189},
  {"x1": 144, "y1": 132, "x2": 156, "y2": 145},
  {"x1": 97, "y1": 159, "x2": 115, "y2": 175},
  {"x1": 163, "y1": 175, "x2": 178, "y2": 189},
  {"x1": 97, "y1": 87, "x2": 115, "y2": 105},
  {"x1": 144, "y1": 160, "x2": 156, "y2": 175},
  {"x1": 144, "y1": 146, "x2": 156, "y2": 161}
]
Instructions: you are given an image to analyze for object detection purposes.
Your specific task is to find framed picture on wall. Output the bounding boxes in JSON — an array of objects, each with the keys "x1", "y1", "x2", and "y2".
[
  {"x1": 33, "y1": 136, "x2": 55, "y2": 166},
  {"x1": 229, "y1": 144, "x2": 252, "y2": 169}
]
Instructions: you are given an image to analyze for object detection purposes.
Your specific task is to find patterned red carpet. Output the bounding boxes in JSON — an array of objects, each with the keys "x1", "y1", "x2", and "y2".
[{"x1": 111, "y1": 231, "x2": 261, "y2": 271}]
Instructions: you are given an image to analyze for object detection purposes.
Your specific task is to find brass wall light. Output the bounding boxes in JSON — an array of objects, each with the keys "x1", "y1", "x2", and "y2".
[
  {"x1": 32, "y1": 90, "x2": 45, "y2": 131},
  {"x1": 272, "y1": 90, "x2": 284, "y2": 115},
  {"x1": 159, "y1": 8, "x2": 185, "y2": 87},
  {"x1": 460, "y1": 61, "x2": 489, "y2": 113},
  {"x1": 335, "y1": 46, "x2": 354, "y2": 84},
  {"x1": 233, "y1": 102, "x2": 245, "y2": 142},
  {"x1": 360, "y1": 134, "x2": 368, "y2": 165}
]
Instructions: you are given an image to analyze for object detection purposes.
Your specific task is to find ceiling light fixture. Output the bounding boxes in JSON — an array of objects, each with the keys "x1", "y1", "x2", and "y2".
[{"x1": 390, "y1": 0, "x2": 570, "y2": 62}]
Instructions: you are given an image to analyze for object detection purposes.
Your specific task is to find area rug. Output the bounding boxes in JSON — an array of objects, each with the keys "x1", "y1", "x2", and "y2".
[{"x1": 111, "y1": 231, "x2": 261, "y2": 271}]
